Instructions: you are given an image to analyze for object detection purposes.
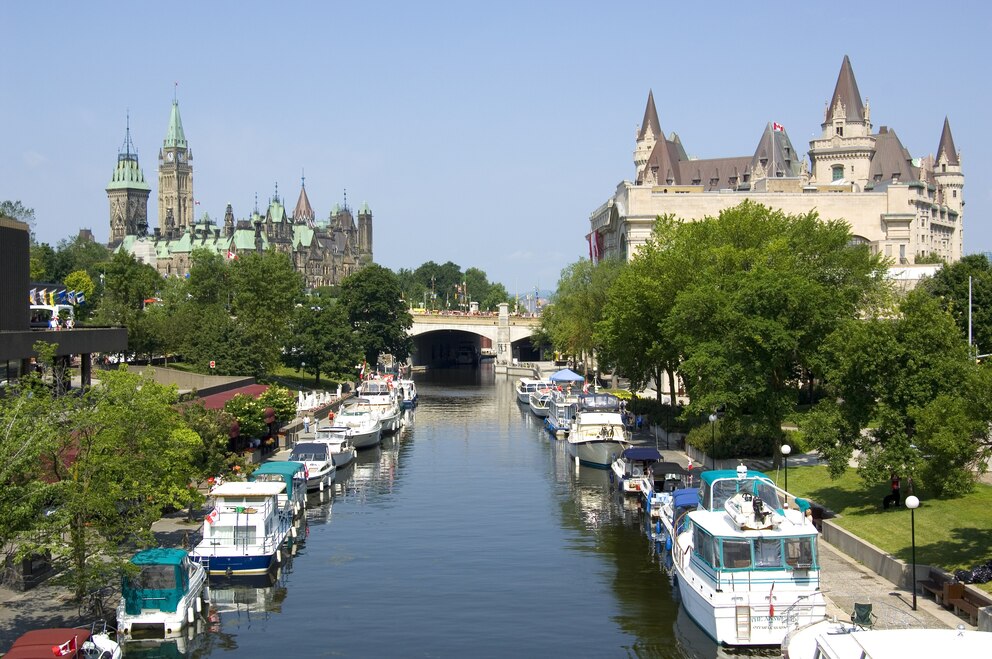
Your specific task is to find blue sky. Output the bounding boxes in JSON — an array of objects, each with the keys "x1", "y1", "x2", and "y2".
[{"x1": 2, "y1": 1, "x2": 989, "y2": 291}]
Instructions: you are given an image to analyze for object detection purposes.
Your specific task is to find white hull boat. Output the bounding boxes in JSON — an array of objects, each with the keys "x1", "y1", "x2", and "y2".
[
  {"x1": 515, "y1": 378, "x2": 553, "y2": 404},
  {"x1": 288, "y1": 441, "x2": 336, "y2": 492},
  {"x1": 334, "y1": 403, "x2": 384, "y2": 449},
  {"x1": 358, "y1": 380, "x2": 404, "y2": 434},
  {"x1": 528, "y1": 388, "x2": 552, "y2": 418},
  {"x1": 117, "y1": 548, "x2": 209, "y2": 637},
  {"x1": 782, "y1": 620, "x2": 992, "y2": 659},
  {"x1": 567, "y1": 393, "x2": 630, "y2": 468}
]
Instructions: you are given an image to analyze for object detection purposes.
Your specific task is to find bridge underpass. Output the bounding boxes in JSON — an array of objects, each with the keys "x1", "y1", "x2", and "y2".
[{"x1": 407, "y1": 306, "x2": 543, "y2": 371}]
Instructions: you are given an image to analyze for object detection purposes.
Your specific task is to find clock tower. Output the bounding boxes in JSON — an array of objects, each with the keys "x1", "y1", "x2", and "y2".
[{"x1": 158, "y1": 96, "x2": 194, "y2": 235}]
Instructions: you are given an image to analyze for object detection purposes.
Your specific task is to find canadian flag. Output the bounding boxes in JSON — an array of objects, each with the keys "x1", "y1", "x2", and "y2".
[
  {"x1": 52, "y1": 636, "x2": 77, "y2": 656},
  {"x1": 768, "y1": 582, "x2": 776, "y2": 617},
  {"x1": 205, "y1": 508, "x2": 220, "y2": 524},
  {"x1": 772, "y1": 122, "x2": 784, "y2": 132},
  {"x1": 226, "y1": 250, "x2": 237, "y2": 260}
]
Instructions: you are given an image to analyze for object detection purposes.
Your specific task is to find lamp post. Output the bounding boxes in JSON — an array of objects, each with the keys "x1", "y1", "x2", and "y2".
[
  {"x1": 781, "y1": 444, "x2": 792, "y2": 492},
  {"x1": 708, "y1": 413, "x2": 718, "y2": 470},
  {"x1": 906, "y1": 495, "x2": 920, "y2": 610}
]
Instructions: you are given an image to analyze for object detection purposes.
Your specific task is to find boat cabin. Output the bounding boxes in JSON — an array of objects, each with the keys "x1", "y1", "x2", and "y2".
[
  {"x1": 698, "y1": 466, "x2": 785, "y2": 513},
  {"x1": 689, "y1": 515, "x2": 818, "y2": 573},
  {"x1": 577, "y1": 393, "x2": 621, "y2": 413},
  {"x1": 249, "y1": 461, "x2": 307, "y2": 519},
  {"x1": 120, "y1": 548, "x2": 201, "y2": 620},
  {"x1": 194, "y1": 481, "x2": 287, "y2": 575}
]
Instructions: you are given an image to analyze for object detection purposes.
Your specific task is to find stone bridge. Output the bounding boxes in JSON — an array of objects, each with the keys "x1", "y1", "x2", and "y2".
[{"x1": 409, "y1": 303, "x2": 540, "y2": 369}]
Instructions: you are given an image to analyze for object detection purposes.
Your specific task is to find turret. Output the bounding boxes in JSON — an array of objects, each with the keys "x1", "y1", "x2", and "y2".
[
  {"x1": 933, "y1": 117, "x2": 964, "y2": 216},
  {"x1": 358, "y1": 201, "x2": 373, "y2": 261},
  {"x1": 634, "y1": 90, "x2": 661, "y2": 181}
]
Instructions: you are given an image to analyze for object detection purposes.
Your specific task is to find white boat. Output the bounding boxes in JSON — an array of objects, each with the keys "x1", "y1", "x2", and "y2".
[
  {"x1": 397, "y1": 378, "x2": 418, "y2": 408},
  {"x1": 671, "y1": 465, "x2": 826, "y2": 646},
  {"x1": 515, "y1": 378, "x2": 553, "y2": 404},
  {"x1": 288, "y1": 441, "x2": 336, "y2": 492},
  {"x1": 5, "y1": 625, "x2": 122, "y2": 658},
  {"x1": 189, "y1": 481, "x2": 292, "y2": 576},
  {"x1": 610, "y1": 446, "x2": 662, "y2": 495},
  {"x1": 117, "y1": 548, "x2": 208, "y2": 637},
  {"x1": 781, "y1": 620, "x2": 992, "y2": 659},
  {"x1": 355, "y1": 380, "x2": 404, "y2": 434},
  {"x1": 566, "y1": 393, "x2": 630, "y2": 468},
  {"x1": 313, "y1": 424, "x2": 358, "y2": 468},
  {"x1": 528, "y1": 387, "x2": 552, "y2": 418},
  {"x1": 248, "y1": 460, "x2": 309, "y2": 519},
  {"x1": 333, "y1": 402, "x2": 384, "y2": 449},
  {"x1": 546, "y1": 389, "x2": 580, "y2": 436}
]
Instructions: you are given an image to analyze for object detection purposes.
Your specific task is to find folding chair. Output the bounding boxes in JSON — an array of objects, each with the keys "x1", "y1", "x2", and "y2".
[{"x1": 850, "y1": 602, "x2": 877, "y2": 629}]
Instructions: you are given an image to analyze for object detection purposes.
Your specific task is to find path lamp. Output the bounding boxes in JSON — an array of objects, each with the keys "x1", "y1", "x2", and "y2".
[
  {"x1": 781, "y1": 444, "x2": 792, "y2": 492},
  {"x1": 906, "y1": 495, "x2": 920, "y2": 610},
  {"x1": 708, "y1": 413, "x2": 718, "y2": 470}
]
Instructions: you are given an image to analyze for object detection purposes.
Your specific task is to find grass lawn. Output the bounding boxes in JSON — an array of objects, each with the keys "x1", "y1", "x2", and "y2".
[
  {"x1": 771, "y1": 464, "x2": 992, "y2": 591},
  {"x1": 266, "y1": 365, "x2": 348, "y2": 391}
]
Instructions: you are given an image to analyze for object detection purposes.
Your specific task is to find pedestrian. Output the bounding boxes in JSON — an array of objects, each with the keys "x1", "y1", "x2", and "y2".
[
  {"x1": 636, "y1": 414, "x2": 643, "y2": 431},
  {"x1": 883, "y1": 472, "x2": 901, "y2": 509},
  {"x1": 303, "y1": 414, "x2": 311, "y2": 434}
]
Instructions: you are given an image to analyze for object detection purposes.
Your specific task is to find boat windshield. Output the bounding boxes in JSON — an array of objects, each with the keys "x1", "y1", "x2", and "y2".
[
  {"x1": 131, "y1": 564, "x2": 177, "y2": 590},
  {"x1": 692, "y1": 526, "x2": 818, "y2": 571},
  {"x1": 290, "y1": 443, "x2": 328, "y2": 461},
  {"x1": 703, "y1": 476, "x2": 783, "y2": 512}
]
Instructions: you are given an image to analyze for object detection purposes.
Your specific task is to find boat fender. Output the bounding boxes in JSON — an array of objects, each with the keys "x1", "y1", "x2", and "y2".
[
  {"x1": 319, "y1": 478, "x2": 325, "y2": 492},
  {"x1": 187, "y1": 605, "x2": 195, "y2": 624},
  {"x1": 291, "y1": 526, "x2": 298, "y2": 539},
  {"x1": 276, "y1": 549, "x2": 282, "y2": 564},
  {"x1": 656, "y1": 520, "x2": 662, "y2": 535},
  {"x1": 195, "y1": 595, "x2": 202, "y2": 614},
  {"x1": 665, "y1": 536, "x2": 673, "y2": 552}
]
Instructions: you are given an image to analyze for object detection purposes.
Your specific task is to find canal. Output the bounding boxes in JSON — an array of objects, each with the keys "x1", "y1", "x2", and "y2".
[{"x1": 128, "y1": 368, "x2": 762, "y2": 658}]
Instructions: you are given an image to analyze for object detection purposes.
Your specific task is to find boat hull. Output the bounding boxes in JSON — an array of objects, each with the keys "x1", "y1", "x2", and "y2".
[
  {"x1": 378, "y1": 408, "x2": 403, "y2": 435},
  {"x1": 351, "y1": 426, "x2": 382, "y2": 450},
  {"x1": 332, "y1": 447, "x2": 357, "y2": 468},
  {"x1": 194, "y1": 553, "x2": 277, "y2": 576},
  {"x1": 566, "y1": 439, "x2": 627, "y2": 468}
]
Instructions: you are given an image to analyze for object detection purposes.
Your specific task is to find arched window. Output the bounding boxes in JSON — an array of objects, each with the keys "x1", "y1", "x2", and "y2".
[{"x1": 848, "y1": 235, "x2": 870, "y2": 247}]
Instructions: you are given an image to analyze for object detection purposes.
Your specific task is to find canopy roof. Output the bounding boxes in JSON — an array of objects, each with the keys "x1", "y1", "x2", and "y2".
[
  {"x1": 654, "y1": 462, "x2": 691, "y2": 477},
  {"x1": 621, "y1": 447, "x2": 662, "y2": 461},
  {"x1": 672, "y1": 488, "x2": 699, "y2": 509},
  {"x1": 5, "y1": 629, "x2": 93, "y2": 658},
  {"x1": 252, "y1": 461, "x2": 306, "y2": 478},
  {"x1": 549, "y1": 368, "x2": 585, "y2": 382},
  {"x1": 131, "y1": 547, "x2": 187, "y2": 566}
]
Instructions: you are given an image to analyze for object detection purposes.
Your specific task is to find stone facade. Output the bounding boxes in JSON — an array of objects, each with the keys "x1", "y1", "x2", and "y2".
[{"x1": 590, "y1": 56, "x2": 964, "y2": 265}]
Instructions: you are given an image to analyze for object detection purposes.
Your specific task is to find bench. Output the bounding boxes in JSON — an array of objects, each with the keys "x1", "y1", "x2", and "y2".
[
  {"x1": 947, "y1": 590, "x2": 980, "y2": 626},
  {"x1": 917, "y1": 569, "x2": 953, "y2": 604}
]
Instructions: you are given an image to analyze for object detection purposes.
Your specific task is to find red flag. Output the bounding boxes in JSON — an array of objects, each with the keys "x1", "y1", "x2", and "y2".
[
  {"x1": 772, "y1": 122, "x2": 784, "y2": 132},
  {"x1": 226, "y1": 250, "x2": 237, "y2": 260},
  {"x1": 768, "y1": 582, "x2": 776, "y2": 617},
  {"x1": 52, "y1": 636, "x2": 77, "y2": 656},
  {"x1": 205, "y1": 508, "x2": 220, "y2": 524}
]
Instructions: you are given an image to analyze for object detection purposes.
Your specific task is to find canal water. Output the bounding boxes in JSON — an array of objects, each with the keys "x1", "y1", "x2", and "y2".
[{"x1": 128, "y1": 368, "x2": 764, "y2": 658}]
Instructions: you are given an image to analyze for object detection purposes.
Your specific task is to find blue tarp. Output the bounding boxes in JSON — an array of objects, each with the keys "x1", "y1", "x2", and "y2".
[
  {"x1": 549, "y1": 368, "x2": 585, "y2": 382},
  {"x1": 673, "y1": 488, "x2": 699, "y2": 510}
]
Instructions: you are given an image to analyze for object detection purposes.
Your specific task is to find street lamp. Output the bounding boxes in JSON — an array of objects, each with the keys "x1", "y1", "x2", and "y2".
[
  {"x1": 708, "y1": 413, "x2": 718, "y2": 470},
  {"x1": 906, "y1": 495, "x2": 920, "y2": 610},
  {"x1": 781, "y1": 444, "x2": 792, "y2": 492}
]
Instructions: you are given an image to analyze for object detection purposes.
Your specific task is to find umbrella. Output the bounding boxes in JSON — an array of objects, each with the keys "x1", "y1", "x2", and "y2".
[{"x1": 549, "y1": 368, "x2": 585, "y2": 383}]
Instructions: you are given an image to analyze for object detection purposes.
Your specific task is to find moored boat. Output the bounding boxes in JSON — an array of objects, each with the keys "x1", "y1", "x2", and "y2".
[
  {"x1": 189, "y1": 481, "x2": 292, "y2": 576},
  {"x1": 334, "y1": 402, "x2": 384, "y2": 449},
  {"x1": 671, "y1": 465, "x2": 826, "y2": 646},
  {"x1": 4, "y1": 625, "x2": 121, "y2": 659},
  {"x1": 396, "y1": 378, "x2": 418, "y2": 408},
  {"x1": 357, "y1": 379, "x2": 403, "y2": 434},
  {"x1": 117, "y1": 548, "x2": 208, "y2": 637},
  {"x1": 781, "y1": 620, "x2": 992, "y2": 659},
  {"x1": 314, "y1": 424, "x2": 358, "y2": 468},
  {"x1": 515, "y1": 378, "x2": 552, "y2": 404},
  {"x1": 566, "y1": 393, "x2": 630, "y2": 468},
  {"x1": 546, "y1": 388, "x2": 580, "y2": 437},
  {"x1": 288, "y1": 442, "x2": 336, "y2": 492},
  {"x1": 611, "y1": 446, "x2": 662, "y2": 495},
  {"x1": 528, "y1": 387, "x2": 552, "y2": 418}
]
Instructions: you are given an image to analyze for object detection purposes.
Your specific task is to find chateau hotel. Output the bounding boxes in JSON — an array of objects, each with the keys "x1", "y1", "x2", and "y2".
[
  {"x1": 589, "y1": 56, "x2": 963, "y2": 265},
  {"x1": 108, "y1": 99, "x2": 372, "y2": 288}
]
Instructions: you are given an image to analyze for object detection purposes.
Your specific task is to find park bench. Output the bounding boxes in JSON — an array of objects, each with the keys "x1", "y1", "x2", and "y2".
[
  {"x1": 917, "y1": 568, "x2": 953, "y2": 604},
  {"x1": 943, "y1": 582, "x2": 992, "y2": 626}
]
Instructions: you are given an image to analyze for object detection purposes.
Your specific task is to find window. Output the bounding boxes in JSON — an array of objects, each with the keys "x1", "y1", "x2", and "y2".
[
  {"x1": 832, "y1": 165, "x2": 844, "y2": 181},
  {"x1": 836, "y1": 126, "x2": 844, "y2": 136},
  {"x1": 722, "y1": 539, "x2": 752, "y2": 569},
  {"x1": 754, "y1": 539, "x2": 783, "y2": 568},
  {"x1": 953, "y1": 190, "x2": 957, "y2": 198},
  {"x1": 785, "y1": 537, "x2": 815, "y2": 569},
  {"x1": 900, "y1": 244, "x2": 906, "y2": 262}
]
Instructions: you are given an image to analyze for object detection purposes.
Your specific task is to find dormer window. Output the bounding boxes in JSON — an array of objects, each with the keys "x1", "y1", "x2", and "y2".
[
  {"x1": 836, "y1": 126, "x2": 844, "y2": 136},
  {"x1": 709, "y1": 177, "x2": 719, "y2": 187},
  {"x1": 941, "y1": 164, "x2": 946, "y2": 172}
]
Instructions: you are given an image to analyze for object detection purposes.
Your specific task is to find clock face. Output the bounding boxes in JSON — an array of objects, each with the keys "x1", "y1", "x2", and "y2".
[{"x1": 167, "y1": 152, "x2": 174, "y2": 162}]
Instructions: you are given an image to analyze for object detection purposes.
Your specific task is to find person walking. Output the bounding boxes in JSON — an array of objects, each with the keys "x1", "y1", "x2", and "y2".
[{"x1": 303, "y1": 414, "x2": 311, "y2": 434}]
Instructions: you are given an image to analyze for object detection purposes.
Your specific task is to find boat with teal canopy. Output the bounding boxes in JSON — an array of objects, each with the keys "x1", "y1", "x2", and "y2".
[
  {"x1": 250, "y1": 460, "x2": 308, "y2": 519},
  {"x1": 117, "y1": 547, "x2": 208, "y2": 637}
]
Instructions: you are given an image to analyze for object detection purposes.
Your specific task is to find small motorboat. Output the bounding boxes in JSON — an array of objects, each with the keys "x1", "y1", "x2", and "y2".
[
  {"x1": 288, "y1": 442, "x2": 336, "y2": 492},
  {"x1": 117, "y1": 548, "x2": 208, "y2": 637},
  {"x1": 610, "y1": 446, "x2": 662, "y2": 494},
  {"x1": 4, "y1": 625, "x2": 122, "y2": 658}
]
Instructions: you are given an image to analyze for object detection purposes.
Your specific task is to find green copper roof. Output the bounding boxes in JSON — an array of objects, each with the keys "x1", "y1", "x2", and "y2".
[
  {"x1": 232, "y1": 228, "x2": 266, "y2": 251},
  {"x1": 106, "y1": 155, "x2": 151, "y2": 191},
  {"x1": 164, "y1": 100, "x2": 187, "y2": 149}
]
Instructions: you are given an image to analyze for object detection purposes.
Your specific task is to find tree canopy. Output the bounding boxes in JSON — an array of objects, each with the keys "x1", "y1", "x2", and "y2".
[{"x1": 340, "y1": 264, "x2": 413, "y2": 366}]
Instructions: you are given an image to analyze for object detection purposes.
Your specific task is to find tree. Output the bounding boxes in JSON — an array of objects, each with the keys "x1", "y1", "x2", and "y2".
[
  {"x1": 15, "y1": 367, "x2": 199, "y2": 599},
  {"x1": 187, "y1": 249, "x2": 230, "y2": 308},
  {"x1": 177, "y1": 402, "x2": 247, "y2": 521},
  {"x1": 804, "y1": 289, "x2": 991, "y2": 495},
  {"x1": 284, "y1": 296, "x2": 362, "y2": 383},
  {"x1": 90, "y1": 251, "x2": 163, "y2": 357},
  {"x1": 919, "y1": 254, "x2": 992, "y2": 355},
  {"x1": 0, "y1": 200, "x2": 35, "y2": 227},
  {"x1": 340, "y1": 264, "x2": 413, "y2": 365}
]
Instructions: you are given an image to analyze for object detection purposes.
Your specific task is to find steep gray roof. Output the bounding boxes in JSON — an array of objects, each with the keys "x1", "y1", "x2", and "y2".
[
  {"x1": 936, "y1": 117, "x2": 959, "y2": 166},
  {"x1": 638, "y1": 90, "x2": 662, "y2": 141},
  {"x1": 750, "y1": 124, "x2": 801, "y2": 178},
  {"x1": 826, "y1": 55, "x2": 866, "y2": 123},
  {"x1": 868, "y1": 126, "x2": 918, "y2": 184}
]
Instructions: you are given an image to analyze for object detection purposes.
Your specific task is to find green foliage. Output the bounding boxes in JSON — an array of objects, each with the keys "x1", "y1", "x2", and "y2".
[
  {"x1": 64, "y1": 270, "x2": 95, "y2": 313},
  {"x1": 340, "y1": 264, "x2": 413, "y2": 365},
  {"x1": 224, "y1": 394, "x2": 265, "y2": 439},
  {"x1": 914, "y1": 252, "x2": 946, "y2": 265},
  {"x1": 396, "y1": 261, "x2": 509, "y2": 312},
  {"x1": 283, "y1": 295, "x2": 362, "y2": 383},
  {"x1": 919, "y1": 253, "x2": 992, "y2": 353},
  {"x1": 9, "y1": 368, "x2": 198, "y2": 598},
  {"x1": 256, "y1": 386, "x2": 297, "y2": 426},
  {"x1": 541, "y1": 258, "x2": 623, "y2": 366},
  {"x1": 804, "y1": 289, "x2": 990, "y2": 495},
  {"x1": 0, "y1": 199, "x2": 36, "y2": 225}
]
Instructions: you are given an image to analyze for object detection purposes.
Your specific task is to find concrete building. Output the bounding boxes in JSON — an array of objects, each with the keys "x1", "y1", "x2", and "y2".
[
  {"x1": 114, "y1": 99, "x2": 373, "y2": 288},
  {"x1": 590, "y1": 56, "x2": 964, "y2": 265}
]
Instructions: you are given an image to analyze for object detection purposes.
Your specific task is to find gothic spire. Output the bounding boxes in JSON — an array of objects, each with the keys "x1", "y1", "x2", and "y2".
[
  {"x1": 164, "y1": 97, "x2": 187, "y2": 149},
  {"x1": 638, "y1": 89, "x2": 662, "y2": 141},
  {"x1": 937, "y1": 116, "x2": 959, "y2": 166},
  {"x1": 294, "y1": 171, "x2": 315, "y2": 226},
  {"x1": 826, "y1": 55, "x2": 866, "y2": 122}
]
